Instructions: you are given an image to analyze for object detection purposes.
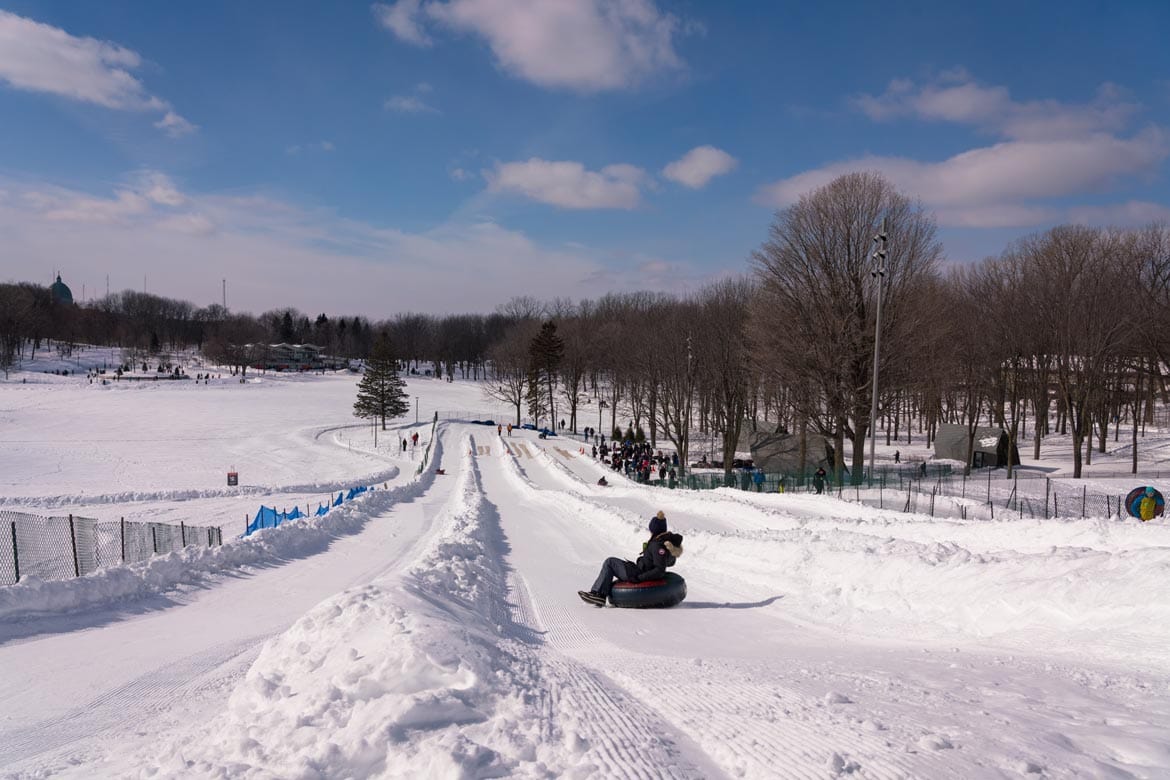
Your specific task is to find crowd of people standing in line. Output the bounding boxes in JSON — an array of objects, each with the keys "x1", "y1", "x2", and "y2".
[{"x1": 592, "y1": 437, "x2": 680, "y2": 485}]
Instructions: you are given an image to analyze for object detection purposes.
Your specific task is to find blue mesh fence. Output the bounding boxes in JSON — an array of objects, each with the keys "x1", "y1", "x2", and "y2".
[{"x1": 244, "y1": 485, "x2": 374, "y2": 536}]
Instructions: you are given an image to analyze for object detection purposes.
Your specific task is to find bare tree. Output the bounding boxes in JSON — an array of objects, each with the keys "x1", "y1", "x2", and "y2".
[
  {"x1": 751, "y1": 171, "x2": 943, "y2": 483},
  {"x1": 1029, "y1": 226, "x2": 1139, "y2": 478},
  {"x1": 484, "y1": 320, "x2": 538, "y2": 425},
  {"x1": 695, "y1": 278, "x2": 754, "y2": 479}
]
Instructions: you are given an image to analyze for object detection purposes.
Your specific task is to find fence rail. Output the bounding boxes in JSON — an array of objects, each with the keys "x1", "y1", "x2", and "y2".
[
  {"x1": 0, "y1": 511, "x2": 223, "y2": 587},
  {"x1": 644, "y1": 466, "x2": 1135, "y2": 521}
]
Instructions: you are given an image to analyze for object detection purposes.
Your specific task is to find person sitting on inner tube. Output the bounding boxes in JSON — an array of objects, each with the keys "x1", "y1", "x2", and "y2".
[
  {"x1": 597, "y1": 476, "x2": 608, "y2": 486},
  {"x1": 578, "y1": 511, "x2": 684, "y2": 605}
]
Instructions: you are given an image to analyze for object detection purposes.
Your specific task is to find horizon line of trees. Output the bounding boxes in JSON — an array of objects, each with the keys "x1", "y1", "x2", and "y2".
[{"x1": 4, "y1": 172, "x2": 1169, "y2": 480}]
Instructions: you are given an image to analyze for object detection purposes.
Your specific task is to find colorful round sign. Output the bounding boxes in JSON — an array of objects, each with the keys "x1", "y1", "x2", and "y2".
[{"x1": 1125, "y1": 486, "x2": 1164, "y2": 521}]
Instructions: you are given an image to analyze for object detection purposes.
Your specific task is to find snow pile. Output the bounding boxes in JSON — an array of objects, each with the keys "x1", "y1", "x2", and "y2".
[{"x1": 148, "y1": 434, "x2": 570, "y2": 778}]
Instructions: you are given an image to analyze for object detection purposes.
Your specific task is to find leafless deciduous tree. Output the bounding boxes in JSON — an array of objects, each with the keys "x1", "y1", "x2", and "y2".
[{"x1": 751, "y1": 171, "x2": 943, "y2": 483}]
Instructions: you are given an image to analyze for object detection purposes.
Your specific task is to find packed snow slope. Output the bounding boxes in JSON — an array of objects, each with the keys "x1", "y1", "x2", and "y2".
[{"x1": 2, "y1": 371, "x2": 1170, "y2": 778}]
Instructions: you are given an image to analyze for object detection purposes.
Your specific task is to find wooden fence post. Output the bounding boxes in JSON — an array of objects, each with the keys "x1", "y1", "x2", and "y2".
[
  {"x1": 120, "y1": 517, "x2": 126, "y2": 563},
  {"x1": 9, "y1": 521, "x2": 18, "y2": 583},
  {"x1": 151, "y1": 526, "x2": 158, "y2": 555},
  {"x1": 180, "y1": 521, "x2": 186, "y2": 547}
]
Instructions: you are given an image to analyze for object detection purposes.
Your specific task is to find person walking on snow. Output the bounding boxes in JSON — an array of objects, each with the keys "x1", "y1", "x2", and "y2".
[
  {"x1": 579, "y1": 511, "x2": 684, "y2": 606},
  {"x1": 1140, "y1": 487, "x2": 1158, "y2": 521},
  {"x1": 813, "y1": 466, "x2": 826, "y2": 494}
]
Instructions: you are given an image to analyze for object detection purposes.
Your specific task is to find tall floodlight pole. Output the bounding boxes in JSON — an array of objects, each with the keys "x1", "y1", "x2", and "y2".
[{"x1": 868, "y1": 218, "x2": 889, "y2": 481}]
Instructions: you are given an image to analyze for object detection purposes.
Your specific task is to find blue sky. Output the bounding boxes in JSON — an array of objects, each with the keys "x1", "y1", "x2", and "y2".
[{"x1": 1, "y1": 0, "x2": 1168, "y2": 316}]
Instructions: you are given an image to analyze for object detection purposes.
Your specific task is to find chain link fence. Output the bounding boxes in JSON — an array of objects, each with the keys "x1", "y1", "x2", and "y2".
[
  {"x1": 1, "y1": 510, "x2": 223, "y2": 587},
  {"x1": 652, "y1": 466, "x2": 1133, "y2": 521}
]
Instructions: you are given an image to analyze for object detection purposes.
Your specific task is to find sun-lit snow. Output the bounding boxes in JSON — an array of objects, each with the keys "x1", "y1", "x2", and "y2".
[{"x1": 2, "y1": 354, "x2": 1170, "y2": 778}]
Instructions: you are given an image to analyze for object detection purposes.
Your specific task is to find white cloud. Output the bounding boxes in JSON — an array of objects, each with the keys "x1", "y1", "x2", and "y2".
[
  {"x1": 759, "y1": 72, "x2": 1167, "y2": 228},
  {"x1": 449, "y1": 167, "x2": 472, "y2": 181},
  {"x1": 372, "y1": 0, "x2": 432, "y2": 47},
  {"x1": 154, "y1": 111, "x2": 197, "y2": 137},
  {"x1": 376, "y1": 0, "x2": 686, "y2": 92},
  {"x1": 416, "y1": 81, "x2": 433, "y2": 93},
  {"x1": 34, "y1": 171, "x2": 192, "y2": 225},
  {"x1": 385, "y1": 95, "x2": 439, "y2": 113},
  {"x1": 1067, "y1": 200, "x2": 1170, "y2": 226},
  {"x1": 0, "y1": 10, "x2": 193, "y2": 136},
  {"x1": 852, "y1": 72, "x2": 1139, "y2": 141},
  {"x1": 662, "y1": 145, "x2": 737, "y2": 188},
  {"x1": 756, "y1": 130, "x2": 1168, "y2": 227},
  {"x1": 485, "y1": 158, "x2": 646, "y2": 209},
  {"x1": 0, "y1": 173, "x2": 707, "y2": 315},
  {"x1": 286, "y1": 141, "x2": 336, "y2": 155}
]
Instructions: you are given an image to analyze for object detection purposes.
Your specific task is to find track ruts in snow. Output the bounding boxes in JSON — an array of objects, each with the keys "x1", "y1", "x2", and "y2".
[{"x1": 505, "y1": 571, "x2": 711, "y2": 780}]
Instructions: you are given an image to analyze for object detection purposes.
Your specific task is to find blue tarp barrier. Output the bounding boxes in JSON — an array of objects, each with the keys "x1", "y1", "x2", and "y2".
[{"x1": 245, "y1": 486, "x2": 371, "y2": 536}]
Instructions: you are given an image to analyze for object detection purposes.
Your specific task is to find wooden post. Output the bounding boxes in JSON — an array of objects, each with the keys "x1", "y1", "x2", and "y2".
[
  {"x1": 120, "y1": 518, "x2": 126, "y2": 563},
  {"x1": 9, "y1": 521, "x2": 18, "y2": 583},
  {"x1": 180, "y1": 521, "x2": 186, "y2": 547},
  {"x1": 151, "y1": 526, "x2": 158, "y2": 555},
  {"x1": 68, "y1": 514, "x2": 79, "y2": 577}
]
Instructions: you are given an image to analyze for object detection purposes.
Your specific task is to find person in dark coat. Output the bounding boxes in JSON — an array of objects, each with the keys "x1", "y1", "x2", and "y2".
[
  {"x1": 579, "y1": 511, "x2": 684, "y2": 605},
  {"x1": 813, "y1": 466, "x2": 826, "y2": 494}
]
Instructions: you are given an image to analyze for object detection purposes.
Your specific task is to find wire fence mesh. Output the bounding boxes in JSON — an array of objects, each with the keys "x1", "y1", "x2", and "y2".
[
  {"x1": 649, "y1": 467, "x2": 1136, "y2": 522},
  {"x1": 0, "y1": 511, "x2": 223, "y2": 587}
]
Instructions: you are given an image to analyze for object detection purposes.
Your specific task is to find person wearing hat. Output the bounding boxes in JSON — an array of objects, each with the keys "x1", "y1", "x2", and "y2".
[
  {"x1": 1140, "y1": 487, "x2": 1158, "y2": 522},
  {"x1": 578, "y1": 511, "x2": 683, "y2": 606}
]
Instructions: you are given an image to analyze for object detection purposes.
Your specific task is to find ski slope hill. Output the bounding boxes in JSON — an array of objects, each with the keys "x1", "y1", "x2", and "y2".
[{"x1": 1, "y1": 371, "x2": 1169, "y2": 778}]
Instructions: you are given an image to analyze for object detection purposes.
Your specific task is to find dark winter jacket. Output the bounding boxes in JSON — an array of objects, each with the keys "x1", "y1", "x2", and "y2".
[{"x1": 631, "y1": 532, "x2": 684, "y2": 582}]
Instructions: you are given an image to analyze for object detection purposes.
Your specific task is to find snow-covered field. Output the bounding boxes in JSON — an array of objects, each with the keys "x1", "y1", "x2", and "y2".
[{"x1": 2, "y1": 359, "x2": 1170, "y2": 779}]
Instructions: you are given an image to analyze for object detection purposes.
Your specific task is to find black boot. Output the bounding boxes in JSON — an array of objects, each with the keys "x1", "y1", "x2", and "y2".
[{"x1": 578, "y1": 590, "x2": 605, "y2": 606}]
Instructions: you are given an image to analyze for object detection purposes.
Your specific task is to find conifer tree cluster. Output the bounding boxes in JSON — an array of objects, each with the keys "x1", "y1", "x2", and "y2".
[{"x1": 354, "y1": 334, "x2": 409, "y2": 430}]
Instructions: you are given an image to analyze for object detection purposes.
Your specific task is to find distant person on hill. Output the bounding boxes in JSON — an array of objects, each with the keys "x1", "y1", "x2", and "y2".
[
  {"x1": 1140, "y1": 487, "x2": 1157, "y2": 521},
  {"x1": 894, "y1": 450, "x2": 900, "y2": 464},
  {"x1": 578, "y1": 511, "x2": 683, "y2": 606},
  {"x1": 813, "y1": 466, "x2": 826, "y2": 494},
  {"x1": 597, "y1": 476, "x2": 608, "y2": 487}
]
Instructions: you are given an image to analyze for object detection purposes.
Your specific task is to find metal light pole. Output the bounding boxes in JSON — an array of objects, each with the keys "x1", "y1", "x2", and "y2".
[{"x1": 868, "y1": 218, "x2": 888, "y2": 481}]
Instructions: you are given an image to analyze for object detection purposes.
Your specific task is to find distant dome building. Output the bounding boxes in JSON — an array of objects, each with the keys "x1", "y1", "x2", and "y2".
[{"x1": 50, "y1": 274, "x2": 73, "y2": 305}]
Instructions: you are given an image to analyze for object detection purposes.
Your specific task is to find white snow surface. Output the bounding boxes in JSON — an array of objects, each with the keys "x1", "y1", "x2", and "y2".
[{"x1": 2, "y1": 367, "x2": 1170, "y2": 778}]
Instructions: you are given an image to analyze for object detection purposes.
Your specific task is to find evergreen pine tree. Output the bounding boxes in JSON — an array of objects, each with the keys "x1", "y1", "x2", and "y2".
[
  {"x1": 354, "y1": 334, "x2": 409, "y2": 429},
  {"x1": 527, "y1": 321, "x2": 564, "y2": 429}
]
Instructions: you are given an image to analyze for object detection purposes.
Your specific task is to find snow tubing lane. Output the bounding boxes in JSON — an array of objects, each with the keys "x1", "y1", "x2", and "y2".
[{"x1": 609, "y1": 573, "x2": 687, "y2": 608}]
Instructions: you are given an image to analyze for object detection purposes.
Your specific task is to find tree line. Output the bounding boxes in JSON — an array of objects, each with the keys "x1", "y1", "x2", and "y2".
[{"x1": 4, "y1": 172, "x2": 1168, "y2": 480}]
